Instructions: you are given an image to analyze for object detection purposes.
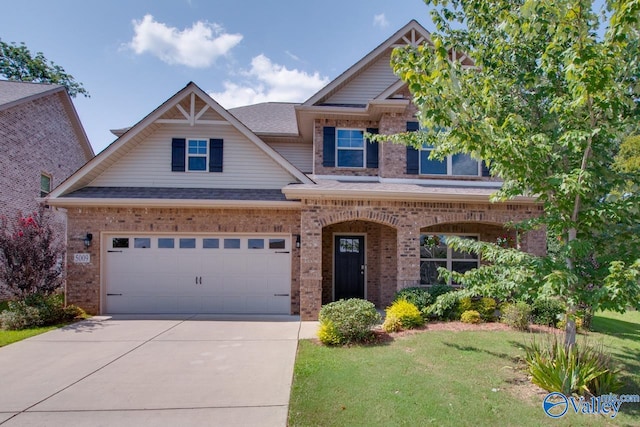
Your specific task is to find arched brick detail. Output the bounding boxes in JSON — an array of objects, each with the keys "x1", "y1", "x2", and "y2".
[{"x1": 318, "y1": 209, "x2": 400, "y2": 230}]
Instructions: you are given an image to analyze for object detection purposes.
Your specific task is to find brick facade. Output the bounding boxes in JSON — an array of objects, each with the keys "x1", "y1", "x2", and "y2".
[
  {"x1": 1, "y1": 88, "x2": 91, "y2": 298},
  {"x1": 65, "y1": 207, "x2": 301, "y2": 314},
  {"x1": 298, "y1": 199, "x2": 545, "y2": 319}
]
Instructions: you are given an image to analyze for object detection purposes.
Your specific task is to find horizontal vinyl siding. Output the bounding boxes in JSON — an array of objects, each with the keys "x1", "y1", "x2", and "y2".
[
  {"x1": 267, "y1": 142, "x2": 312, "y2": 173},
  {"x1": 325, "y1": 54, "x2": 399, "y2": 105},
  {"x1": 89, "y1": 123, "x2": 296, "y2": 189}
]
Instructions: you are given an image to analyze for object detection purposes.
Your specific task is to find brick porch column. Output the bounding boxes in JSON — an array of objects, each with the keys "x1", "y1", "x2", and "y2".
[
  {"x1": 396, "y1": 224, "x2": 421, "y2": 291},
  {"x1": 300, "y1": 209, "x2": 323, "y2": 320}
]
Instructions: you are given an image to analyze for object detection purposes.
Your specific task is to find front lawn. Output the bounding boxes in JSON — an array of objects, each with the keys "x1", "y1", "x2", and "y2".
[
  {"x1": 0, "y1": 325, "x2": 59, "y2": 347},
  {"x1": 289, "y1": 311, "x2": 639, "y2": 426}
]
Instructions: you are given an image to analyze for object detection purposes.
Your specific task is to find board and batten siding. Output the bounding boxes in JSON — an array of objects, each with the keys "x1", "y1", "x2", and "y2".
[
  {"x1": 324, "y1": 53, "x2": 399, "y2": 105},
  {"x1": 89, "y1": 123, "x2": 298, "y2": 189},
  {"x1": 266, "y1": 141, "x2": 312, "y2": 173}
]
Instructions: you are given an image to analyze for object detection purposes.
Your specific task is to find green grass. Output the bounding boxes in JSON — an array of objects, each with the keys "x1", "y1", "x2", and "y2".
[
  {"x1": 0, "y1": 324, "x2": 59, "y2": 347},
  {"x1": 289, "y1": 311, "x2": 640, "y2": 427}
]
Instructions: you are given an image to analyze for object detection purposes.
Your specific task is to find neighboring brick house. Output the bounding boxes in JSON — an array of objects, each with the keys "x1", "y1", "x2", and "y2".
[
  {"x1": 0, "y1": 80, "x2": 94, "y2": 297},
  {"x1": 47, "y1": 21, "x2": 545, "y2": 320}
]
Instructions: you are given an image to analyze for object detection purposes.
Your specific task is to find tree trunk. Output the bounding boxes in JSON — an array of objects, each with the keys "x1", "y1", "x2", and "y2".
[{"x1": 564, "y1": 303, "x2": 577, "y2": 348}]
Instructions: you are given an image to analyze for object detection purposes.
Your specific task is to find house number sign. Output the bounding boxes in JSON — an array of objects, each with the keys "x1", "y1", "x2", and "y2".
[{"x1": 73, "y1": 253, "x2": 91, "y2": 264}]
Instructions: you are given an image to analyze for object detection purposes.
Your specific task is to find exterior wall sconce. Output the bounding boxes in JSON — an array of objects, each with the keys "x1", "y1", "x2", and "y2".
[
  {"x1": 84, "y1": 233, "x2": 93, "y2": 248},
  {"x1": 295, "y1": 234, "x2": 301, "y2": 249}
]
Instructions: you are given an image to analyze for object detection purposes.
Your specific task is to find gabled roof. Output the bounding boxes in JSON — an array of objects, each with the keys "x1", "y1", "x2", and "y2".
[
  {"x1": 0, "y1": 80, "x2": 94, "y2": 159},
  {"x1": 302, "y1": 20, "x2": 432, "y2": 107},
  {"x1": 48, "y1": 82, "x2": 312, "y2": 200}
]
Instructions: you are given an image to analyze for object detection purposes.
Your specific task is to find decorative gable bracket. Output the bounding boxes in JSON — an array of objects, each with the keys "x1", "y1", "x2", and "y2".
[{"x1": 155, "y1": 93, "x2": 232, "y2": 127}]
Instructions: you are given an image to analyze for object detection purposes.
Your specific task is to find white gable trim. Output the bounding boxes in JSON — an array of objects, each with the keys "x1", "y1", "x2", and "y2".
[
  {"x1": 303, "y1": 20, "x2": 432, "y2": 107},
  {"x1": 49, "y1": 82, "x2": 312, "y2": 199}
]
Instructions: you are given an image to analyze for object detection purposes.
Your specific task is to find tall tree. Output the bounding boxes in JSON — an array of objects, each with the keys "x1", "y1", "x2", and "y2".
[
  {"x1": 0, "y1": 39, "x2": 88, "y2": 97},
  {"x1": 383, "y1": 0, "x2": 640, "y2": 346}
]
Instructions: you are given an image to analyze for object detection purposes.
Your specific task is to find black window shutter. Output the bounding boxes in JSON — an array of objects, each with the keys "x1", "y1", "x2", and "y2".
[
  {"x1": 323, "y1": 126, "x2": 336, "y2": 167},
  {"x1": 406, "y1": 122, "x2": 420, "y2": 174},
  {"x1": 366, "y1": 128, "x2": 379, "y2": 168},
  {"x1": 171, "y1": 138, "x2": 186, "y2": 172},
  {"x1": 481, "y1": 160, "x2": 491, "y2": 177},
  {"x1": 209, "y1": 139, "x2": 223, "y2": 172}
]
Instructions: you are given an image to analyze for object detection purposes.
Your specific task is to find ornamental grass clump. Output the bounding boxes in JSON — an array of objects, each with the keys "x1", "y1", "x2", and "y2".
[
  {"x1": 317, "y1": 299, "x2": 380, "y2": 345},
  {"x1": 524, "y1": 336, "x2": 623, "y2": 397}
]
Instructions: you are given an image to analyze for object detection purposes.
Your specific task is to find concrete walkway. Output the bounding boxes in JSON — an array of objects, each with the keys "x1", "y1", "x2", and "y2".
[{"x1": 0, "y1": 315, "x2": 308, "y2": 427}]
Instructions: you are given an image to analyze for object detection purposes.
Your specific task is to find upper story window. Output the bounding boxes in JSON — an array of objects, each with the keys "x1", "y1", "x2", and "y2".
[
  {"x1": 187, "y1": 139, "x2": 208, "y2": 171},
  {"x1": 420, "y1": 145, "x2": 480, "y2": 176},
  {"x1": 336, "y1": 129, "x2": 365, "y2": 168},
  {"x1": 40, "y1": 173, "x2": 51, "y2": 197}
]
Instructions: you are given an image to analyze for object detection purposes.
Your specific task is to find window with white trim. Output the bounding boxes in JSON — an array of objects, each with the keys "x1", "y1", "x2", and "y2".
[
  {"x1": 336, "y1": 129, "x2": 365, "y2": 168},
  {"x1": 419, "y1": 234, "x2": 479, "y2": 285},
  {"x1": 40, "y1": 173, "x2": 51, "y2": 197},
  {"x1": 420, "y1": 145, "x2": 480, "y2": 176},
  {"x1": 187, "y1": 139, "x2": 208, "y2": 171}
]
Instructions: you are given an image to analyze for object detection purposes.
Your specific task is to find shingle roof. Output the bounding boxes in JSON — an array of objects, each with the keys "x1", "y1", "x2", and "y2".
[
  {"x1": 63, "y1": 187, "x2": 289, "y2": 201},
  {"x1": 229, "y1": 102, "x2": 299, "y2": 135},
  {"x1": 0, "y1": 80, "x2": 61, "y2": 109}
]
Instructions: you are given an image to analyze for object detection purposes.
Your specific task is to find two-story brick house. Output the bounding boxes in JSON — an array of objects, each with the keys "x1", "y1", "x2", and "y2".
[
  {"x1": 47, "y1": 21, "x2": 545, "y2": 320},
  {"x1": 0, "y1": 80, "x2": 94, "y2": 297}
]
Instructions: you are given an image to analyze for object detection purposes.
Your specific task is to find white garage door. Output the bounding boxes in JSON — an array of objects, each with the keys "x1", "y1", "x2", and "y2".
[{"x1": 104, "y1": 234, "x2": 292, "y2": 314}]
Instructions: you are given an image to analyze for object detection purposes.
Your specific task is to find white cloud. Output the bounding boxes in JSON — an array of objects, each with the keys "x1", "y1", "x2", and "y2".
[
  {"x1": 127, "y1": 14, "x2": 243, "y2": 68},
  {"x1": 373, "y1": 13, "x2": 389, "y2": 28},
  {"x1": 209, "y1": 54, "x2": 329, "y2": 108}
]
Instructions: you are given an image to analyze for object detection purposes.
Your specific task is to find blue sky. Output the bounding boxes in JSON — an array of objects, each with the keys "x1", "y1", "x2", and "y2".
[{"x1": 0, "y1": 0, "x2": 433, "y2": 153}]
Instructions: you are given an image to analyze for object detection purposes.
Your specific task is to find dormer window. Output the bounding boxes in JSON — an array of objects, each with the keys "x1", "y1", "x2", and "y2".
[{"x1": 187, "y1": 139, "x2": 208, "y2": 171}]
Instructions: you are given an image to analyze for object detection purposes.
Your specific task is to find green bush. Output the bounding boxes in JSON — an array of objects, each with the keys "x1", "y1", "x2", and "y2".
[
  {"x1": 501, "y1": 301, "x2": 531, "y2": 330},
  {"x1": 427, "y1": 284, "x2": 455, "y2": 299},
  {"x1": 460, "y1": 310, "x2": 481, "y2": 324},
  {"x1": 531, "y1": 298, "x2": 565, "y2": 326},
  {"x1": 457, "y1": 296, "x2": 497, "y2": 321},
  {"x1": 0, "y1": 293, "x2": 85, "y2": 330},
  {"x1": 0, "y1": 301, "x2": 42, "y2": 330},
  {"x1": 392, "y1": 287, "x2": 433, "y2": 311},
  {"x1": 385, "y1": 299, "x2": 424, "y2": 330},
  {"x1": 556, "y1": 315, "x2": 584, "y2": 331},
  {"x1": 424, "y1": 291, "x2": 460, "y2": 320},
  {"x1": 525, "y1": 337, "x2": 623, "y2": 396},
  {"x1": 381, "y1": 313, "x2": 403, "y2": 333},
  {"x1": 318, "y1": 299, "x2": 381, "y2": 345}
]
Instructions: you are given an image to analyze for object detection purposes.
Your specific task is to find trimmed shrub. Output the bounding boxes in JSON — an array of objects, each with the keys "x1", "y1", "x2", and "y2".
[
  {"x1": 458, "y1": 296, "x2": 497, "y2": 321},
  {"x1": 317, "y1": 319, "x2": 342, "y2": 346},
  {"x1": 525, "y1": 336, "x2": 623, "y2": 396},
  {"x1": 501, "y1": 301, "x2": 531, "y2": 330},
  {"x1": 532, "y1": 298, "x2": 565, "y2": 327},
  {"x1": 556, "y1": 315, "x2": 584, "y2": 331},
  {"x1": 385, "y1": 299, "x2": 424, "y2": 330},
  {"x1": 381, "y1": 313, "x2": 403, "y2": 333},
  {"x1": 318, "y1": 299, "x2": 381, "y2": 345},
  {"x1": 460, "y1": 310, "x2": 482, "y2": 324},
  {"x1": 424, "y1": 291, "x2": 460, "y2": 320},
  {"x1": 392, "y1": 287, "x2": 432, "y2": 311}
]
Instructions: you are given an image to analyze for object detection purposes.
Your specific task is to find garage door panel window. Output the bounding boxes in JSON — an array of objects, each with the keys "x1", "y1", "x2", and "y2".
[
  {"x1": 179, "y1": 238, "x2": 196, "y2": 249},
  {"x1": 203, "y1": 238, "x2": 219, "y2": 249},
  {"x1": 112, "y1": 238, "x2": 129, "y2": 248},
  {"x1": 134, "y1": 238, "x2": 151, "y2": 249},
  {"x1": 158, "y1": 238, "x2": 175, "y2": 249},
  {"x1": 248, "y1": 239, "x2": 264, "y2": 249},
  {"x1": 269, "y1": 239, "x2": 286, "y2": 249},
  {"x1": 224, "y1": 238, "x2": 241, "y2": 249}
]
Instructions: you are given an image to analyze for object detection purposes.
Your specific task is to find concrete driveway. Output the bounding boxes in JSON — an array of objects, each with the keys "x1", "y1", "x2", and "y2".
[{"x1": 0, "y1": 315, "x2": 302, "y2": 427}]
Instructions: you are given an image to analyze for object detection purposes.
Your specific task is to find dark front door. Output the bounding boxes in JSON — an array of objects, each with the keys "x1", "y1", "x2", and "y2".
[{"x1": 334, "y1": 235, "x2": 365, "y2": 300}]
